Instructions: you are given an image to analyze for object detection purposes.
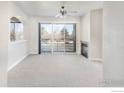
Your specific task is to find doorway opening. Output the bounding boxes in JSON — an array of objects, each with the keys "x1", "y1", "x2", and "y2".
[{"x1": 38, "y1": 23, "x2": 76, "y2": 54}]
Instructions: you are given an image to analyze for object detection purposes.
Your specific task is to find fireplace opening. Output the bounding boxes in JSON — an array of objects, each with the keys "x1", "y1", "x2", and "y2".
[{"x1": 81, "y1": 41, "x2": 88, "y2": 58}]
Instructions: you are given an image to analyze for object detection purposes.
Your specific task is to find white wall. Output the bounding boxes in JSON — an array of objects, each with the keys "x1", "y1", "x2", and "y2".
[
  {"x1": 80, "y1": 12, "x2": 90, "y2": 42},
  {"x1": 90, "y1": 9, "x2": 103, "y2": 61},
  {"x1": 103, "y1": 2, "x2": 124, "y2": 86},
  {"x1": 29, "y1": 16, "x2": 81, "y2": 54},
  {"x1": 0, "y1": 2, "x2": 9, "y2": 87},
  {"x1": 80, "y1": 13, "x2": 91, "y2": 59},
  {"x1": 0, "y1": 2, "x2": 29, "y2": 86},
  {"x1": 80, "y1": 9, "x2": 103, "y2": 61},
  {"x1": 8, "y1": 2, "x2": 29, "y2": 70},
  {"x1": 8, "y1": 41, "x2": 28, "y2": 70}
]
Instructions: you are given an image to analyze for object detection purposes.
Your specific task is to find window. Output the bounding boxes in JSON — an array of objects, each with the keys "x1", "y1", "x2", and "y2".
[
  {"x1": 10, "y1": 17, "x2": 24, "y2": 42},
  {"x1": 39, "y1": 23, "x2": 76, "y2": 53}
]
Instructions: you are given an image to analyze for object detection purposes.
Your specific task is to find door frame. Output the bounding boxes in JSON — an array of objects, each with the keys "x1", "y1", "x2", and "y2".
[{"x1": 38, "y1": 23, "x2": 41, "y2": 54}]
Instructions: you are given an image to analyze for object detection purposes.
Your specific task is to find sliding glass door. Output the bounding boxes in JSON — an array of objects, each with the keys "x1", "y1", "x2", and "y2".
[
  {"x1": 40, "y1": 24, "x2": 52, "y2": 53},
  {"x1": 65, "y1": 24, "x2": 76, "y2": 52},
  {"x1": 53, "y1": 24, "x2": 65, "y2": 52},
  {"x1": 40, "y1": 23, "x2": 76, "y2": 54}
]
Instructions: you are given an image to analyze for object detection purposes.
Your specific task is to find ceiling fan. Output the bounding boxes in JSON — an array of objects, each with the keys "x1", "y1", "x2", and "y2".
[{"x1": 55, "y1": 5, "x2": 78, "y2": 18}]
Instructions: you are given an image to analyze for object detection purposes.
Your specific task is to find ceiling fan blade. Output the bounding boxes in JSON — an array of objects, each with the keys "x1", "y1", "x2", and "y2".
[
  {"x1": 67, "y1": 11, "x2": 78, "y2": 13},
  {"x1": 55, "y1": 13, "x2": 61, "y2": 18}
]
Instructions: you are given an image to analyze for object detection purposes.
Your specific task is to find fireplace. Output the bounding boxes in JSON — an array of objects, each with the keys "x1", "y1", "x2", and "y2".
[{"x1": 81, "y1": 41, "x2": 88, "y2": 58}]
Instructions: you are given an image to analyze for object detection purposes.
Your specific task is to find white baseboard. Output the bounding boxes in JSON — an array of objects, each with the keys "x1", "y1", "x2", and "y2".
[
  {"x1": 90, "y1": 58, "x2": 102, "y2": 62},
  {"x1": 8, "y1": 54, "x2": 28, "y2": 71},
  {"x1": 29, "y1": 51, "x2": 38, "y2": 55}
]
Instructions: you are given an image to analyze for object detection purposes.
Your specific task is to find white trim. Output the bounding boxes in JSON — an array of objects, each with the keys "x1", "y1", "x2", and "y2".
[
  {"x1": 90, "y1": 58, "x2": 102, "y2": 62},
  {"x1": 29, "y1": 51, "x2": 38, "y2": 54},
  {"x1": 8, "y1": 54, "x2": 28, "y2": 71}
]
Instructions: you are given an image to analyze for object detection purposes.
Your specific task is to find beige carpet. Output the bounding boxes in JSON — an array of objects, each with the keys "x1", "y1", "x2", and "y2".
[{"x1": 8, "y1": 54, "x2": 103, "y2": 87}]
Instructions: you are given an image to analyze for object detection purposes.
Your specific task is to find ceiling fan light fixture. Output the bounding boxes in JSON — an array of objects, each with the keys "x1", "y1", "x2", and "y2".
[{"x1": 55, "y1": 5, "x2": 67, "y2": 18}]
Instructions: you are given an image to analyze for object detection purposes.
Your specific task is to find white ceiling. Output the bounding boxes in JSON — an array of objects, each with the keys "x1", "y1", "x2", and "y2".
[{"x1": 14, "y1": 1, "x2": 103, "y2": 17}]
